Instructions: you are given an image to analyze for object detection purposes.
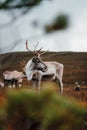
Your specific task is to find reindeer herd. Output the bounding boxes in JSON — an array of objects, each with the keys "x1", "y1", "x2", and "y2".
[{"x1": 0, "y1": 40, "x2": 64, "y2": 94}]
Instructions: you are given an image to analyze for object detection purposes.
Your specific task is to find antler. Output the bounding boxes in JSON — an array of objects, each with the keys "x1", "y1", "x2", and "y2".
[
  {"x1": 26, "y1": 40, "x2": 42, "y2": 54},
  {"x1": 26, "y1": 40, "x2": 48, "y2": 58},
  {"x1": 33, "y1": 41, "x2": 43, "y2": 52},
  {"x1": 20, "y1": 60, "x2": 26, "y2": 71},
  {"x1": 37, "y1": 49, "x2": 49, "y2": 58},
  {"x1": 33, "y1": 41, "x2": 39, "y2": 52},
  {"x1": 26, "y1": 40, "x2": 34, "y2": 54},
  {"x1": 20, "y1": 60, "x2": 26, "y2": 66}
]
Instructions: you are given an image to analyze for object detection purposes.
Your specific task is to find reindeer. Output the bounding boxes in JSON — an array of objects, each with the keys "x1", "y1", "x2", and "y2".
[
  {"x1": 0, "y1": 80, "x2": 4, "y2": 87},
  {"x1": 3, "y1": 70, "x2": 25, "y2": 87},
  {"x1": 23, "y1": 41, "x2": 47, "y2": 81},
  {"x1": 25, "y1": 40, "x2": 64, "y2": 94}
]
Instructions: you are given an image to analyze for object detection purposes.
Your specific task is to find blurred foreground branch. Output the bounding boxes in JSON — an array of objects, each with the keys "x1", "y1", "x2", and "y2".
[{"x1": 0, "y1": 0, "x2": 43, "y2": 10}]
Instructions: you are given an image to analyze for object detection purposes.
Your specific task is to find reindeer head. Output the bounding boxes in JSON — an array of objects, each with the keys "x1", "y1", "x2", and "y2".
[
  {"x1": 25, "y1": 40, "x2": 48, "y2": 72},
  {"x1": 32, "y1": 56, "x2": 47, "y2": 72}
]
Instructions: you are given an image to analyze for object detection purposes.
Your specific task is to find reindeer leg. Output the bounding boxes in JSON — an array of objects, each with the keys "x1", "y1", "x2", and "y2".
[
  {"x1": 55, "y1": 78, "x2": 63, "y2": 94},
  {"x1": 56, "y1": 68, "x2": 63, "y2": 94},
  {"x1": 37, "y1": 77, "x2": 41, "y2": 94},
  {"x1": 15, "y1": 80, "x2": 18, "y2": 88},
  {"x1": 32, "y1": 79, "x2": 36, "y2": 90},
  {"x1": 59, "y1": 81, "x2": 63, "y2": 94},
  {"x1": 38, "y1": 81, "x2": 41, "y2": 94}
]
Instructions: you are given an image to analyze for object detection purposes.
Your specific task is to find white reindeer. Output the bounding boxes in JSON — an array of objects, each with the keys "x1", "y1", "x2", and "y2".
[
  {"x1": 24, "y1": 41, "x2": 47, "y2": 81},
  {"x1": 3, "y1": 70, "x2": 25, "y2": 87},
  {"x1": 33, "y1": 62, "x2": 64, "y2": 94},
  {"x1": 0, "y1": 80, "x2": 4, "y2": 87},
  {"x1": 25, "y1": 41, "x2": 64, "y2": 94}
]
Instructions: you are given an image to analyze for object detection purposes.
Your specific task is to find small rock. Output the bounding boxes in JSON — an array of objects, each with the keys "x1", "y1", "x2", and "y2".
[{"x1": 74, "y1": 85, "x2": 81, "y2": 91}]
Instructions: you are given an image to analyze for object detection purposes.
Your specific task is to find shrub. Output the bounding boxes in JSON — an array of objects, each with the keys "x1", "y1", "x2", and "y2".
[{"x1": 0, "y1": 89, "x2": 86, "y2": 130}]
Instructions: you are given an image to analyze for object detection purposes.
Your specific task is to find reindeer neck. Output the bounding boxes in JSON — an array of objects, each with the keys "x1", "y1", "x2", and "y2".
[
  {"x1": 27, "y1": 59, "x2": 34, "y2": 70},
  {"x1": 25, "y1": 59, "x2": 35, "y2": 80}
]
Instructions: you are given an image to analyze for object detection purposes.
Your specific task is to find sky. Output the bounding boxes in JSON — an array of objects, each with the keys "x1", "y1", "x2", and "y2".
[{"x1": 0, "y1": 0, "x2": 87, "y2": 54}]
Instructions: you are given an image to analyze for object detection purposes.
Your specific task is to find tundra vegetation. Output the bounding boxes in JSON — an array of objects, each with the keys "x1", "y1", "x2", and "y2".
[
  {"x1": 0, "y1": 88, "x2": 86, "y2": 130},
  {"x1": 0, "y1": 52, "x2": 87, "y2": 130}
]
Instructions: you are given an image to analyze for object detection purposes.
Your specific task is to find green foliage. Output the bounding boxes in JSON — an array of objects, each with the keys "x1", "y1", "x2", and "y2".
[
  {"x1": 45, "y1": 14, "x2": 69, "y2": 33},
  {"x1": 0, "y1": 89, "x2": 86, "y2": 130}
]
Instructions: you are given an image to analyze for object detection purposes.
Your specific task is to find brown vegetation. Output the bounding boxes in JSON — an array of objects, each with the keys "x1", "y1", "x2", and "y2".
[{"x1": 0, "y1": 52, "x2": 87, "y2": 104}]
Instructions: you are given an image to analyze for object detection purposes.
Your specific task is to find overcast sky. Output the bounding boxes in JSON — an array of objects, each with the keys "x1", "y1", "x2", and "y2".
[{"x1": 0, "y1": 0, "x2": 87, "y2": 54}]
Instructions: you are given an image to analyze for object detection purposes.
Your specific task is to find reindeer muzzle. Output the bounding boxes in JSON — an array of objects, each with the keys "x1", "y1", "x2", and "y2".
[{"x1": 42, "y1": 66, "x2": 48, "y2": 72}]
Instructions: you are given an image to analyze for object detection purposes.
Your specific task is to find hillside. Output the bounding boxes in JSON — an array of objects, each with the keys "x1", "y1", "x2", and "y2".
[{"x1": 0, "y1": 51, "x2": 87, "y2": 86}]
